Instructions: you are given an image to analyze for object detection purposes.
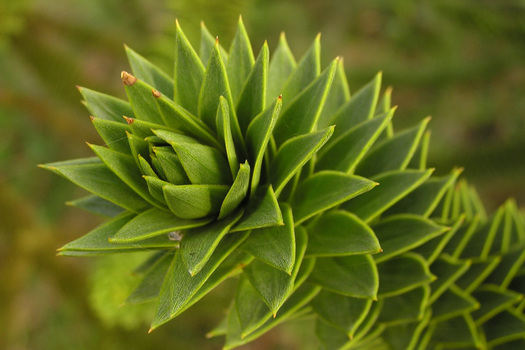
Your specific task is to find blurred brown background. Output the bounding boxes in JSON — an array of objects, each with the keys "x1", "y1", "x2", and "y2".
[{"x1": 1, "y1": 0, "x2": 524, "y2": 349}]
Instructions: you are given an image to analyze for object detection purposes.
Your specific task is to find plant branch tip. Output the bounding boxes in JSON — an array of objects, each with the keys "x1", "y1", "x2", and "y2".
[
  {"x1": 121, "y1": 71, "x2": 137, "y2": 86},
  {"x1": 148, "y1": 327, "x2": 154, "y2": 334}
]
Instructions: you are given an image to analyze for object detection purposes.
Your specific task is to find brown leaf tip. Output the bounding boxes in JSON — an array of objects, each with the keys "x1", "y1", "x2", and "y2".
[
  {"x1": 278, "y1": 94, "x2": 282, "y2": 100},
  {"x1": 123, "y1": 116, "x2": 135, "y2": 125},
  {"x1": 121, "y1": 71, "x2": 137, "y2": 86},
  {"x1": 215, "y1": 36, "x2": 219, "y2": 44},
  {"x1": 152, "y1": 89, "x2": 161, "y2": 98},
  {"x1": 89, "y1": 115, "x2": 95, "y2": 121}
]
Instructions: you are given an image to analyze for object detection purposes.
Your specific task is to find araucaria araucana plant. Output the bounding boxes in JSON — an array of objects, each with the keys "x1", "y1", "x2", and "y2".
[{"x1": 40, "y1": 18, "x2": 525, "y2": 349}]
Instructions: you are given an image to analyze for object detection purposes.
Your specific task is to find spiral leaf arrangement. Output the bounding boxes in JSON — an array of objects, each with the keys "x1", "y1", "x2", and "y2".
[{"x1": 40, "y1": 18, "x2": 525, "y2": 349}]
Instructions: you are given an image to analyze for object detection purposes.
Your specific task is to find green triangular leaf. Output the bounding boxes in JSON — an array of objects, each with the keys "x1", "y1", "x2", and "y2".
[
  {"x1": 245, "y1": 96, "x2": 282, "y2": 195},
  {"x1": 67, "y1": 195, "x2": 125, "y2": 218},
  {"x1": 154, "y1": 129, "x2": 231, "y2": 185},
  {"x1": 271, "y1": 126, "x2": 334, "y2": 196},
  {"x1": 381, "y1": 311, "x2": 431, "y2": 350},
  {"x1": 216, "y1": 96, "x2": 239, "y2": 178},
  {"x1": 111, "y1": 207, "x2": 211, "y2": 243},
  {"x1": 280, "y1": 34, "x2": 320, "y2": 103},
  {"x1": 163, "y1": 183, "x2": 229, "y2": 219},
  {"x1": 377, "y1": 252, "x2": 435, "y2": 298},
  {"x1": 180, "y1": 209, "x2": 243, "y2": 276},
  {"x1": 373, "y1": 215, "x2": 449, "y2": 263},
  {"x1": 150, "y1": 230, "x2": 249, "y2": 331},
  {"x1": 152, "y1": 147, "x2": 190, "y2": 185},
  {"x1": 355, "y1": 117, "x2": 430, "y2": 178},
  {"x1": 243, "y1": 225, "x2": 307, "y2": 315},
  {"x1": 224, "y1": 283, "x2": 321, "y2": 349},
  {"x1": 126, "y1": 252, "x2": 173, "y2": 304},
  {"x1": 461, "y1": 207, "x2": 505, "y2": 260},
  {"x1": 226, "y1": 16, "x2": 255, "y2": 103},
  {"x1": 174, "y1": 20, "x2": 205, "y2": 114},
  {"x1": 315, "y1": 318, "x2": 351, "y2": 350},
  {"x1": 180, "y1": 251, "x2": 252, "y2": 317},
  {"x1": 125, "y1": 45, "x2": 174, "y2": 97},
  {"x1": 342, "y1": 169, "x2": 434, "y2": 223},
  {"x1": 199, "y1": 21, "x2": 228, "y2": 65},
  {"x1": 329, "y1": 72, "x2": 382, "y2": 142},
  {"x1": 317, "y1": 58, "x2": 351, "y2": 129},
  {"x1": 152, "y1": 92, "x2": 221, "y2": 150},
  {"x1": 78, "y1": 86, "x2": 133, "y2": 122},
  {"x1": 431, "y1": 284, "x2": 479, "y2": 322},
  {"x1": 90, "y1": 117, "x2": 131, "y2": 154},
  {"x1": 121, "y1": 71, "x2": 164, "y2": 124},
  {"x1": 429, "y1": 314, "x2": 482, "y2": 347},
  {"x1": 88, "y1": 144, "x2": 164, "y2": 208},
  {"x1": 428, "y1": 254, "x2": 471, "y2": 304},
  {"x1": 485, "y1": 242, "x2": 525, "y2": 288},
  {"x1": 266, "y1": 32, "x2": 296, "y2": 103},
  {"x1": 316, "y1": 109, "x2": 394, "y2": 173},
  {"x1": 386, "y1": 168, "x2": 462, "y2": 218},
  {"x1": 377, "y1": 285, "x2": 430, "y2": 325},
  {"x1": 311, "y1": 289, "x2": 372, "y2": 338},
  {"x1": 218, "y1": 161, "x2": 250, "y2": 219},
  {"x1": 236, "y1": 41, "x2": 268, "y2": 134},
  {"x1": 291, "y1": 171, "x2": 377, "y2": 225},
  {"x1": 46, "y1": 162, "x2": 148, "y2": 212},
  {"x1": 309, "y1": 254, "x2": 379, "y2": 299},
  {"x1": 471, "y1": 284, "x2": 522, "y2": 325},
  {"x1": 231, "y1": 186, "x2": 283, "y2": 232},
  {"x1": 455, "y1": 256, "x2": 500, "y2": 293},
  {"x1": 143, "y1": 175, "x2": 170, "y2": 204},
  {"x1": 242, "y1": 202, "x2": 295, "y2": 273},
  {"x1": 273, "y1": 58, "x2": 337, "y2": 146},
  {"x1": 412, "y1": 215, "x2": 465, "y2": 264},
  {"x1": 198, "y1": 38, "x2": 246, "y2": 158},
  {"x1": 483, "y1": 309, "x2": 525, "y2": 345},
  {"x1": 234, "y1": 275, "x2": 272, "y2": 336},
  {"x1": 305, "y1": 210, "x2": 380, "y2": 257},
  {"x1": 59, "y1": 212, "x2": 176, "y2": 254}
]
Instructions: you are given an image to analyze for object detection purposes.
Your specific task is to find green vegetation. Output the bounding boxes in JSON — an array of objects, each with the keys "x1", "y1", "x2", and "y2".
[
  {"x1": 1, "y1": 1, "x2": 524, "y2": 349},
  {"x1": 41, "y1": 19, "x2": 525, "y2": 349}
]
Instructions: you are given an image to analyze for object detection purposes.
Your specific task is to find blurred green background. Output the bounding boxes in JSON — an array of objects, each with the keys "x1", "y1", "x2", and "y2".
[{"x1": 1, "y1": 0, "x2": 524, "y2": 349}]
